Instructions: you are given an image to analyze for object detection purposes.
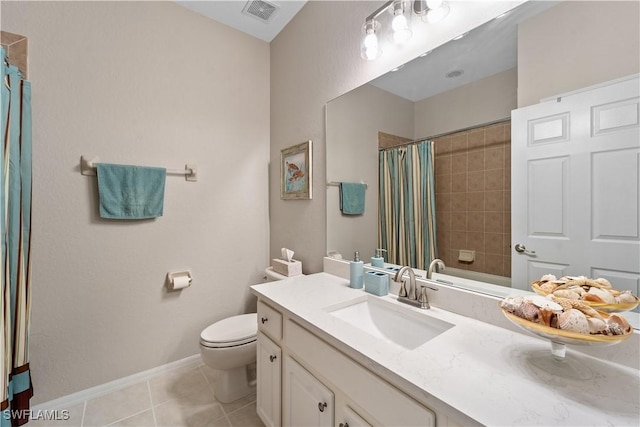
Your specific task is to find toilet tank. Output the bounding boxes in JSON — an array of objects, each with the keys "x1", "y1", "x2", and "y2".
[{"x1": 265, "y1": 266, "x2": 302, "y2": 282}]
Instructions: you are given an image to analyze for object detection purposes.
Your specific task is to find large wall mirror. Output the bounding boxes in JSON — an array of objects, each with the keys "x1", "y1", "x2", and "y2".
[{"x1": 326, "y1": 1, "x2": 639, "y2": 299}]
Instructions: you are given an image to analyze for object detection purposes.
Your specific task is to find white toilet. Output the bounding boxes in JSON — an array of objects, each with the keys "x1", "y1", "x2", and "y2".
[
  {"x1": 200, "y1": 313, "x2": 257, "y2": 403},
  {"x1": 199, "y1": 267, "x2": 290, "y2": 403}
]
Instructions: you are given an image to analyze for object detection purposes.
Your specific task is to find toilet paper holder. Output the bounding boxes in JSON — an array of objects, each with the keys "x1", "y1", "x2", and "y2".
[{"x1": 166, "y1": 270, "x2": 192, "y2": 291}]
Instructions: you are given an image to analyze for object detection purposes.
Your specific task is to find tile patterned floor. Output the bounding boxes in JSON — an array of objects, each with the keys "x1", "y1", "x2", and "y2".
[{"x1": 28, "y1": 364, "x2": 264, "y2": 427}]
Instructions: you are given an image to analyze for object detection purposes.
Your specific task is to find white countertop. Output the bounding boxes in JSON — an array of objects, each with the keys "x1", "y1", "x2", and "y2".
[{"x1": 251, "y1": 272, "x2": 640, "y2": 427}]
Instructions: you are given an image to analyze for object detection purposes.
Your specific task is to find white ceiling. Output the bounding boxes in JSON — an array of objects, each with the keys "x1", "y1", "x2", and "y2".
[{"x1": 176, "y1": 0, "x2": 307, "y2": 42}]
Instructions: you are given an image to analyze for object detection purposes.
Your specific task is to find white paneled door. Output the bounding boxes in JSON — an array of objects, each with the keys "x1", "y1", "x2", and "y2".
[{"x1": 512, "y1": 75, "x2": 640, "y2": 293}]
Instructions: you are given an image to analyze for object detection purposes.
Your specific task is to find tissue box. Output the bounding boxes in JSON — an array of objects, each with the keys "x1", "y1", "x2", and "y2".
[
  {"x1": 364, "y1": 271, "x2": 389, "y2": 296},
  {"x1": 271, "y1": 258, "x2": 303, "y2": 277}
]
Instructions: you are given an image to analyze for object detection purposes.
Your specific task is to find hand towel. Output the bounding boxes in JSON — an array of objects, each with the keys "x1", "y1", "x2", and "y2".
[
  {"x1": 96, "y1": 163, "x2": 166, "y2": 219},
  {"x1": 340, "y1": 182, "x2": 366, "y2": 215}
]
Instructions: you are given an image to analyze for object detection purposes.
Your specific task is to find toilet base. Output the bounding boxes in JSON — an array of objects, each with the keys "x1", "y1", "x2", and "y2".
[{"x1": 210, "y1": 362, "x2": 257, "y2": 403}]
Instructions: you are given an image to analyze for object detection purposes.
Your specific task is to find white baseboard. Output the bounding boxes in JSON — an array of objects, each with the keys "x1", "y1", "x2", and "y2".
[{"x1": 32, "y1": 354, "x2": 203, "y2": 411}]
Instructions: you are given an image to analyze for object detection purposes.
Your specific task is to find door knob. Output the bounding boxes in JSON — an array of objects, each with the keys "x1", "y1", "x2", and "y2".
[
  {"x1": 318, "y1": 402, "x2": 327, "y2": 412},
  {"x1": 269, "y1": 355, "x2": 277, "y2": 362},
  {"x1": 261, "y1": 317, "x2": 268, "y2": 324},
  {"x1": 514, "y1": 244, "x2": 536, "y2": 255}
]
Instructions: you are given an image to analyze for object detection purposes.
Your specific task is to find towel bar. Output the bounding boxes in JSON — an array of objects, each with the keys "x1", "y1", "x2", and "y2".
[
  {"x1": 327, "y1": 181, "x2": 367, "y2": 189},
  {"x1": 81, "y1": 156, "x2": 197, "y2": 182}
]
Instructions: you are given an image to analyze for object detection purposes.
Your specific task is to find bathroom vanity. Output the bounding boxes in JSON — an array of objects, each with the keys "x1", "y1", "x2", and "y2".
[{"x1": 251, "y1": 270, "x2": 639, "y2": 427}]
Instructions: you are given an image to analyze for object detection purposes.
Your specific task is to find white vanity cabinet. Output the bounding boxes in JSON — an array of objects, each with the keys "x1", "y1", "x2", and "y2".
[
  {"x1": 257, "y1": 332, "x2": 281, "y2": 427},
  {"x1": 286, "y1": 319, "x2": 435, "y2": 427},
  {"x1": 256, "y1": 301, "x2": 283, "y2": 427},
  {"x1": 339, "y1": 406, "x2": 372, "y2": 427},
  {"x1": 255, "y1": 297, "x2": 450, "y2": 427},
  {"x1": 284, "y1": 356, "x2": 334, "y2": 426}
]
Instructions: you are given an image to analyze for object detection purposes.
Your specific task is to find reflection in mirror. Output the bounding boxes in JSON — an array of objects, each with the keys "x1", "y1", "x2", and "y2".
[{"x1": 326, "y1": 0, "x2": 639, "y2": 306}]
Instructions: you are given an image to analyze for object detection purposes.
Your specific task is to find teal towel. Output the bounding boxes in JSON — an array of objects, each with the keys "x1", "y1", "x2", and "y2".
[
  {"x1": 96, "y1": 163, "x2": 166, "y2": 219},
  {"x1": 340, "y1": 182, "x2": 366, "y2": 215}
]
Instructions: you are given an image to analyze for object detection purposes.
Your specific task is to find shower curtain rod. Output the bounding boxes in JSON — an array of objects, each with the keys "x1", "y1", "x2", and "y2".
[
  {"x1": 80, "y1": 156, "x2": 198, "y2": 181},
  {"x1": 379, "y1": 117, "x2": 511, "y2": 151}
]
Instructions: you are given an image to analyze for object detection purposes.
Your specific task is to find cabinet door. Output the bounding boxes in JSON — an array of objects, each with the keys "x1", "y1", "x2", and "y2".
[
  {"x1": 285, "y1": 356, "x2": 334, "y2": 427},
  {"x1": 257, "y1": 332, "x2": 281, "y2": 427},
  {"x1": 339, "y1": 406, "x2": 372, "y2": 427}
]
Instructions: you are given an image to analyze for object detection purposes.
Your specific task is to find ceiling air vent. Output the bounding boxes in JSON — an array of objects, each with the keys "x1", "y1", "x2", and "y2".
[{"x1": 242, "y1": 0, "x2": 278, "y2": 23}]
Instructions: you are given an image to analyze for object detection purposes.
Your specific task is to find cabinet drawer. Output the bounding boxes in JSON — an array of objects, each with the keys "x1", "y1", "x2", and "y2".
[
  {"x1": 286, "y1": 320, "x2": 435, "y2": 427},
  {"x1": 257, "y1": 300, "x2": 282, "y2": 341}
]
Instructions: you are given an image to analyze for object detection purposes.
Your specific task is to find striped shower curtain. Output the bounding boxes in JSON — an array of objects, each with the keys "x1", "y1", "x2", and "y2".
[
  {"x1": 379, "y1": 140, "x2": 437, "y2": 270},
  {"x1": 0, "y1": 49, "x2": 33, "y2": 426}
]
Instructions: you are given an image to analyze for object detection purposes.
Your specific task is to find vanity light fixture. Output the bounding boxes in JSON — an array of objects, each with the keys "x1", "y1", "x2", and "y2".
[
  {"x1": 390, "y1": 0, "x2": 412, "y2": 44},
  {"x1": 360, "y1": 0, "x2": 451, "y2": 60},
  {"x1": 361, "y1": 19, "x2": 382, "y2": 61}
]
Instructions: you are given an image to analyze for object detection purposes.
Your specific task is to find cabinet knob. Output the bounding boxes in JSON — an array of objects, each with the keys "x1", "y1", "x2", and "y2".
[
  {"x1": 269, "y1": 355, "x2": 277, "y2": 362},
  {"x1": 339, "y1": 423, "x2": 349, "y2": 427},
  {"x1": 261, "y1": 317, "x2": 268, "y2": 324},
  {"x1": 318, "y1": 402, "x2": 327, "y2": 412}
]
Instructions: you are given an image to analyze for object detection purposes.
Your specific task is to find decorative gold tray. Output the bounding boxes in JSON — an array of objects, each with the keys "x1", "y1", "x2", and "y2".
[
  {"x1": 531, "y1": 282, "x2": 640, "y2": 313},
  {"x1": 500, "y1": 305, "x2": 632, "y2": 347}
]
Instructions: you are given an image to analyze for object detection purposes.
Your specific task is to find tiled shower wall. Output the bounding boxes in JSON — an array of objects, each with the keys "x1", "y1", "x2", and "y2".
[
  {"x1": 0, "y1": 31, "x2": 28, "y2": 78},
  {"x1": 434, "y1": 121, "x2": 511, "y2": 277}
]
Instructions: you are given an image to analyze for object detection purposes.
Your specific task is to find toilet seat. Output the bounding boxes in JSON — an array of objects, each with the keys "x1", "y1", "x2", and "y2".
[{"x1": 200, "y1": 313, "x2": 257, "y2": 349}]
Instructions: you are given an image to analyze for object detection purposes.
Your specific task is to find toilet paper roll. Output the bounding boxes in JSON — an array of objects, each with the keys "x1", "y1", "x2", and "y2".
[{"x1": 171, "y1": 275, "x2": 191, "y2": 290}]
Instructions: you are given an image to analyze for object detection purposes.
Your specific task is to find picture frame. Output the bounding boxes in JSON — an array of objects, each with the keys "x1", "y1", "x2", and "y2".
[{"x1": 281, "y1": 140, "x2": 312, "y2": 200}]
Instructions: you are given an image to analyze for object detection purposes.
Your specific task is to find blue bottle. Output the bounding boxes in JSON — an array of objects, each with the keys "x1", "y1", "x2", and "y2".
[
  {"x1": 371, "y1": 248, "x2": 386, "y2": 268},
  {"x1": 350, "y1": 251, "x2": 364, "y2": 289}
]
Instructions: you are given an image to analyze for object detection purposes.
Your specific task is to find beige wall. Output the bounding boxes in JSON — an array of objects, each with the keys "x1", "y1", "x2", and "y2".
[
  {"x1": 326, "y1": 84, "x2": 414, "y2": 260},
  {"x1": 270, "y1": 0, "x2": 523, "y2": 273},
  {"x1": 1, "y1": 1, "x2": 270, "y2": 403},
  {"x1": 414, "y1": 68, "x2": 517, "y2": 138},
  {"x1": 518, "y1": 0, "x2": 640, "y2": 107}
]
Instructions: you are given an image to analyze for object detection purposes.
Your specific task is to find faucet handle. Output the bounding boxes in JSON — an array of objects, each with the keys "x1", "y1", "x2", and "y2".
[
  {"x1": 418, "y1": 286, "x2": 430, "y2": 309},
  {"x1": 397, "y1": 279, "x2": 408, "y2": 297},
  {"x1": 418, "y1": 284, "x2": 439, "y2": 309}
]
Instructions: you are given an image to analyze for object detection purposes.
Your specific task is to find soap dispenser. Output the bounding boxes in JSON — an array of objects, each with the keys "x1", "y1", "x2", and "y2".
[
  {"x1": 350, "y1": 251, "x2": 364, "y2": 289},
  {"x1": 371, "y1": 248, "x2": 386, "y2": 268}
]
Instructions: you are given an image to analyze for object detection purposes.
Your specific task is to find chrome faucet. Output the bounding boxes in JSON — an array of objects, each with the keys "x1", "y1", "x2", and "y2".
[
  {"x1": 394, "y1": 266, "x2": 437, "y2": 310},
  {"x1": 395, "y1": 266, "x2": 417, "y2": 300},
  {"x1": 427, "y1": 259, "x2": 445, "y2": 280}
]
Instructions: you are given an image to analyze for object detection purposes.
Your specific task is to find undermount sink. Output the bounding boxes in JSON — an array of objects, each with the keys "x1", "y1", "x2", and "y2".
[{"x1": 327, "y1": 296, "x2": 454, "y2": 350}]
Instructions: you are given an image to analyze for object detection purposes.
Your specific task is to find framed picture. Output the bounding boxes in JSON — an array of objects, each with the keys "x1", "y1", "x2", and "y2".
[{"x1": 281, "y1": 140, "x2": 312, "y2": 200}]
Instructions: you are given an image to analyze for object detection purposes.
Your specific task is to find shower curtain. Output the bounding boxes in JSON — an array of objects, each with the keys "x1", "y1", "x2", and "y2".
[
  {"x1": 379, "y1": 140, "x2": 437, "y2": 270},
  {"x1": 0, "y1": 48, "x2": 33, "y2": 426}
]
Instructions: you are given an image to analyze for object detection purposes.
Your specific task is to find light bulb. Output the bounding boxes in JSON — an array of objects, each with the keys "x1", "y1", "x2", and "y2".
[
  {"x1": 361, "y1": 27, "x2": 380, "y2": 60},
  {"x1": 391, "y1": 8, "x2": 412, "y2": 44},
  {"x1": 392, "y1": 14, "x2": 408, "y2": 32},
  {"x1": 425, "y1": 1, "x2": 449, "y2": 23},
  {"x1": 364, "y1": 32, "x2": 378, "y2": 49},
  {"x1": 364, "y1": 46, "x2": 379, "y2": 60}
]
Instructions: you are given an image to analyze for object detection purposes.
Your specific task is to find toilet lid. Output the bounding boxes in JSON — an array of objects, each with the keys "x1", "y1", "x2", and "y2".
[{"x1": 200, "y1": 313, "x2": 257, "y2": 347}]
